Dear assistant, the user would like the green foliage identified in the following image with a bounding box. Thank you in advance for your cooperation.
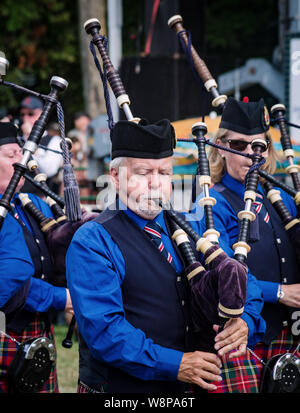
[0,0,84,129]
[122,0,145,56]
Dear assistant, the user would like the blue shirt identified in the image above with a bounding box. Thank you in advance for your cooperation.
[194,173,297,305]
[66,200,266,382]
[0,193,66,312]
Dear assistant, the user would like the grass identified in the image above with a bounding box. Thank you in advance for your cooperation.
[53,324,79,393]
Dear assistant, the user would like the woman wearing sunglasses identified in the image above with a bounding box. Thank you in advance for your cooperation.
[199,97,300,393]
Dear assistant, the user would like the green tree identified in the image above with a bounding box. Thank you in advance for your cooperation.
[0,0,83,129]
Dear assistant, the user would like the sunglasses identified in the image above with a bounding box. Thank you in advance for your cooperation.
[20,111,35,117]
[223,138,270,152]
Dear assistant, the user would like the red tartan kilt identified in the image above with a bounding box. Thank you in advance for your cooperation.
[0,313,59,393]
[209,327,299,393]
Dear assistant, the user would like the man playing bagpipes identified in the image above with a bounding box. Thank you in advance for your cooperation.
[66,117,266,393]
[0,121,73,393]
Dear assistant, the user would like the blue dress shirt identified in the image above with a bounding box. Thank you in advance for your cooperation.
[193,173,297,305]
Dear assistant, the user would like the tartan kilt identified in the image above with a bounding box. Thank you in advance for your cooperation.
[208,327,299,393]
[0,313,59,393]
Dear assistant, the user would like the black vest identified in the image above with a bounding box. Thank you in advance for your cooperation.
[6,200,54,333]
[78,208,196,393]
[214,183,300,344]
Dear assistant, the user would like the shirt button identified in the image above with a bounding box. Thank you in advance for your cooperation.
[186,326,189,332]
[283,278,287,283]
[177,276,181,282]
[281,258,286,263]
[41,256,45,261]
[283,321,288,327]
[277,238,281,244]
[36,239,40,244]
[41,274,45,280]
[181,300,185,306]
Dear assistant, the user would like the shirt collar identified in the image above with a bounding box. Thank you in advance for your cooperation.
[119,199,167,233]
[221,172,264,198]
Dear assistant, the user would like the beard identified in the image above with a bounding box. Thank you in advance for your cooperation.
[134,191,165,219]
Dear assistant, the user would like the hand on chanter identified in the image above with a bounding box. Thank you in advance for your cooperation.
[213,317,248,358]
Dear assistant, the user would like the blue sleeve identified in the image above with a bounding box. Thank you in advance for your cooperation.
[0,214,34,308]
[24,277,66,312]
[187,211,266,347]
[66,221,183,381]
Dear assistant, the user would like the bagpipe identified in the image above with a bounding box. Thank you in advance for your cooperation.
[0,56,94,278]
[23,138,71,210]
[84,18,248,343]
[0,71,66,391]
[17,192,96,288]
[168,13,300,393]
[168,15,227,112]
[16,190,96,351]
[16,170,97,351]
[0,54,80,220]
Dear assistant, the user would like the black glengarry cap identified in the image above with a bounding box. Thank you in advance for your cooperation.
[219,97,270,135]
[110,118,176,160]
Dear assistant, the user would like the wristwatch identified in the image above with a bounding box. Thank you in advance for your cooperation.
[277,284,285,302]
